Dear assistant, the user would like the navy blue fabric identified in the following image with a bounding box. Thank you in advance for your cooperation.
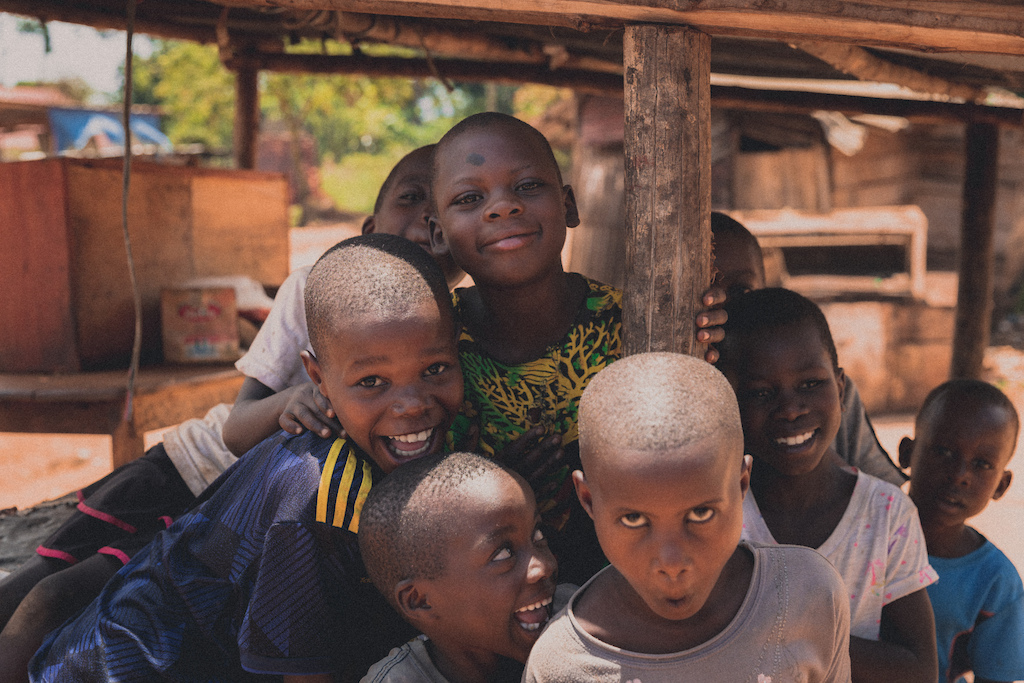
[30,430,414,682]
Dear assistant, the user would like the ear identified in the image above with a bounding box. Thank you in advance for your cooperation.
[395,579,435,627]
[301,350,329,400]
[572,470,595,519]
[562,185,580,228]
[897,436,915,470]
[739,454,752,499]
[428,216,450,257]
[834,366,847,410]
[361,215,377,235]
[993,470,1013,501]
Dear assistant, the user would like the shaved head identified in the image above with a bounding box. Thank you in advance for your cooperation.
[579,352,743,469]
[359,452,512,607]
[304,233,452,364]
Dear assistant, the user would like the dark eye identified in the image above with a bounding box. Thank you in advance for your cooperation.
[424,362,449,377]
[687,507,715,523]
[801,379,825,390]
[397,190,425,203]
[748,387,774,401]
[619,513,648,529]
[972,459,994,471]
[452,192,480,206]
[358,376,384,388]
[492,546,512,562]
[518,180,542,192]
[934,447,955,460]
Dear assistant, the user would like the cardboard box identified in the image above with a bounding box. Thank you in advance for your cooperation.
[161,287,240,363]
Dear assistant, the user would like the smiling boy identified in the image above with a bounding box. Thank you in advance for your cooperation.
[29,234,463,683]
[359,452,560,683]
[899,380,1024,683]
[523,352,851,682]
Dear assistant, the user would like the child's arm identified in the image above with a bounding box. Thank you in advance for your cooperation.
[222,376,340,456]
[849,588,937,683]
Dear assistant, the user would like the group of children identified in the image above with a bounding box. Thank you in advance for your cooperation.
[0,111,1021,683]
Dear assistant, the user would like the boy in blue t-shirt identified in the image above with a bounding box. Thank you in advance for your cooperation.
[899,379,1024,683]
[29,233,464,682]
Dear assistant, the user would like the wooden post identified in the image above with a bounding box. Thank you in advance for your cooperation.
[622,24,712,358]
[234,58,259,170]
[951,122,999,379]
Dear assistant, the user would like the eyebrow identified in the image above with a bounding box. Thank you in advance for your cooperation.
[348,346,451,370]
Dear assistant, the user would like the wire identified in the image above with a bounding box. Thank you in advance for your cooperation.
[121,0,142,426]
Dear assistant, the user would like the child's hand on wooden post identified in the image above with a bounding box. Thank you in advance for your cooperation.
[697,285,728,363]
[278,381,344,439]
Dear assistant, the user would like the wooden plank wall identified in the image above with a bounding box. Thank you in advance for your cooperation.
[0,160,79,372]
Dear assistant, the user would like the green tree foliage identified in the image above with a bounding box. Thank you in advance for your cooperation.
[128,40,234,150]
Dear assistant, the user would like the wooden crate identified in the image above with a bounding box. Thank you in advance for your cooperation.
[0,158,288,372]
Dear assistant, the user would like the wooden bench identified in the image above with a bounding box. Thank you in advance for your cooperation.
[0,365,244,469]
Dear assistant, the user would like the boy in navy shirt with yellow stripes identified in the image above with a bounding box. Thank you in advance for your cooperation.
[30,233,463,683]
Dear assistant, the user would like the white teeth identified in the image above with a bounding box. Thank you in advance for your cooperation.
[515,596,553,613]
[520,622,541,631]
[776,431,814,447]
[390,428,433,443]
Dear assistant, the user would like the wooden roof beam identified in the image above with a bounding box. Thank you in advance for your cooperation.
[229,50,1024,126]
[217,0,1024,56]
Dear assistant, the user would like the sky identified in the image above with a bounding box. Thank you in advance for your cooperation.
[0,13,152,100]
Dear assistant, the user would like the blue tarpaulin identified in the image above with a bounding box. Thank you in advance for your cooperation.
[47,107,173,153]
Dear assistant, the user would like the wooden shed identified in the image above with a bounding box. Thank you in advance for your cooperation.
[3,0,1024,460]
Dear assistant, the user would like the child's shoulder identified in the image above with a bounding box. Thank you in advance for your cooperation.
[747,541,846,595]
[932,536,1022,586]
[361,636,449,683]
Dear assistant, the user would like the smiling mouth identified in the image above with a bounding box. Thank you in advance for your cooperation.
[514,595,553,632]
[486,230,538,251]
[776,430,816,447]
[383,427,435,459]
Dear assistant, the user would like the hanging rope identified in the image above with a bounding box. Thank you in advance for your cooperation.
[121,0,142,424]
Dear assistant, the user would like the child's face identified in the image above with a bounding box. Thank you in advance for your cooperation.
[363,148,464,286]
[429,125,579,288]
[726,320,845,477]
[575,439,750,622]
[422,470,557,663]
[302,301,462,473]
[901,398,1015,529]
[712,232,765,299]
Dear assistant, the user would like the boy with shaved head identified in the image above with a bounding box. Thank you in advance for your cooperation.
[30,234,463,683]
[523,352,852,683]
[359,452,561,683]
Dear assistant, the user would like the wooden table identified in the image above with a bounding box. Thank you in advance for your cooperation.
[0,365,244,468]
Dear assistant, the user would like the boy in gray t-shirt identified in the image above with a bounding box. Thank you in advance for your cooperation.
[523,353,852,683]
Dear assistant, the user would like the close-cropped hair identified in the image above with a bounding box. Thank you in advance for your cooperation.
[917,378,1020,441]
[717,287,839,372]
[431,112,563,198]
[711,211,763,259]
[359,452,510,608]
[579,352,742,463]
[304,232,453,363]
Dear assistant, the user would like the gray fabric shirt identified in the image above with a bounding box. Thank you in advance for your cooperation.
[523,543,852,683]
[834,376,906,486]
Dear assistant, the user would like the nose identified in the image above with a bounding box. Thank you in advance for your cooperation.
[775,388,808,422]
[527,544,557,583]
[391,386,429,417]
[485,189,523,220]
[654,533,691,579]
[951,457,971,486]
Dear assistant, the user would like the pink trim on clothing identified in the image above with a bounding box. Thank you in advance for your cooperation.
[36,546,78,565]
[97,547,132,566]
[76,501,137,533]
[159,515,173,529]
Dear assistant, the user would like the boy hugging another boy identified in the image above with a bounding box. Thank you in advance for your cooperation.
[359,452,564,683]
[29,234,463,682]
[899,380,1024,683]
[524,352,852,682]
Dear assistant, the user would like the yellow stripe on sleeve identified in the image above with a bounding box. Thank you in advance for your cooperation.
[315,438,345,524]
[332,452,359,528]
[347,460,374,533]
